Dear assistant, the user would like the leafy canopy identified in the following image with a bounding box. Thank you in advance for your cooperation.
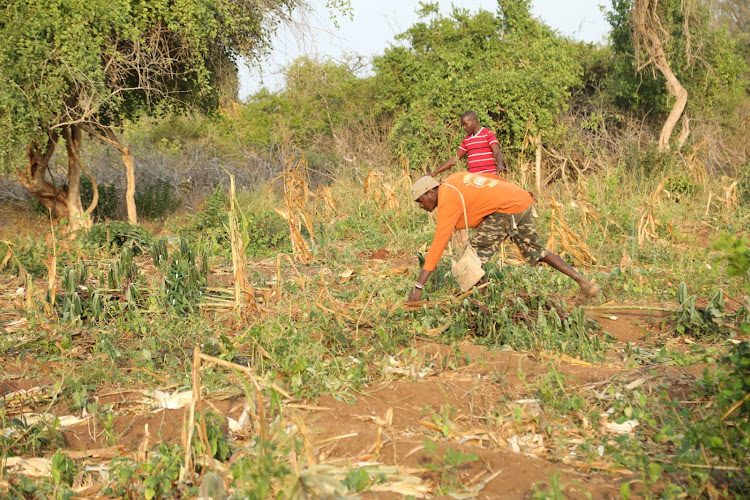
[372,0,583,169]
[0,0,302,170]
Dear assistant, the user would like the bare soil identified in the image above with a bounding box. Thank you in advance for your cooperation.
[1,253,743,498]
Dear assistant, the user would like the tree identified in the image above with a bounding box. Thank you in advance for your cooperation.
[604,0,748,152]
[0,0,304,230]
[632,0,690,151]
[372,0,582,174]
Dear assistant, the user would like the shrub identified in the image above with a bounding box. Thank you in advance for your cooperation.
[82,221,153,255]
[135,178,182,220]
[81,175,118,220]
[246,210,290,257]
[179,186,228,244]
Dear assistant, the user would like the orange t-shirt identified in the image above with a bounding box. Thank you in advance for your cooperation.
[423,172,534,271]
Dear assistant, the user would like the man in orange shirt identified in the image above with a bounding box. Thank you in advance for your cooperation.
[406,172,599,302]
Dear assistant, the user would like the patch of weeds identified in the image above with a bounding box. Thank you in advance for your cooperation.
[245,210,290,257]
[178,185,228,247]
[421,439,478,494]
[536,366,585,414]
[50,451,78,486]
[530,471,592,499]
[0,410,64,458]
[679,341,750,494]
[82,221,153,255]
[418,266,610,361]
[193,411,231,461]
[672,283,729,340]
[423,405,456,438]
[230,438,294,499]
[105,443,186,499]
[9,236,48,278]
[135,178,182,220]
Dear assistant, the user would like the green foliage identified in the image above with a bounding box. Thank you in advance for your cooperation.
[9,237,48,278]
[179,186,229,248]
[672,283,728,339]
[530,471,592,500]
[225,56,379,162]
[230,439,293,499]
[0,0,305,172]
[604,0,749,115]
[160,239,208,314]
[82,221,153,255]
[50,452,78,486]
[245,210,291,257]
[192,411,231,461]
[373,1,582,167]
[343,467,372,492]
[680,342,750,493]
[713,233,750,291]
[422,439,478,493]
[135,179,182,221]
[0,412,64,458]
[105,443,184,499]
[414,265,609,361]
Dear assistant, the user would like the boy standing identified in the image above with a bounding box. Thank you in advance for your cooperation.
[430,111,505,176]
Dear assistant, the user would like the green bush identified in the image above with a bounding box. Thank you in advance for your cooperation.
[246,210,290,257]
[135,178,182,220]
[82,221,153,255]
[81,175,118,220]
[179,186,228,244]
[681,342,750,493]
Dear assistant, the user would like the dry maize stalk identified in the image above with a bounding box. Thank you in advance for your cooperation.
[227,174,257,311]
[274,158,315,263]
[546,199,597,265]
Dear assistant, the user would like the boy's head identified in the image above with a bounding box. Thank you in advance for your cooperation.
[460,111,479,135]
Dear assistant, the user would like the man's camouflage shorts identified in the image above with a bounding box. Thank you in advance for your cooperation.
[470,206,547,265]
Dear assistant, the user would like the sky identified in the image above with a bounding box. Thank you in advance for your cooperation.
[238,0,612,99]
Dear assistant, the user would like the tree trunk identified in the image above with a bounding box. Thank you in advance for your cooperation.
[633,0,689,152]
[61,125,92,231]
[121,145,137,225]
[656,63,688,152]
[80,124,138,224]
[18,132,68,219]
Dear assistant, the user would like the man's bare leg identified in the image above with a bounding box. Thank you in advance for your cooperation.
[539,252,600,297]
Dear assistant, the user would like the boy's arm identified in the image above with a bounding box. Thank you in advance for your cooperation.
[430,149,467,176]
[490,143,505,173]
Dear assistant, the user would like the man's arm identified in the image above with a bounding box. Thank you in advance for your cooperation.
[490,143,505,173]
[430,149,466,177]
[407,269,433,302]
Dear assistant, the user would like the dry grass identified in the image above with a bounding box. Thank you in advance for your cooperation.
[274,158,315,263]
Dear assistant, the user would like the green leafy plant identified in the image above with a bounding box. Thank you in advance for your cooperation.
[672,283,727,339]
[135,178,182,220]
[159,238,208,313]
[192,411,231,461]
[82,221,153,255]
[0,410,64,461]
[422,439,478,494]
[50,452,78,486]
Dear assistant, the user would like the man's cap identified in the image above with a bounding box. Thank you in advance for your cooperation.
[411,176,440,201]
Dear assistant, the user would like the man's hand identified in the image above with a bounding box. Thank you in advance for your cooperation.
[406,287,423,302]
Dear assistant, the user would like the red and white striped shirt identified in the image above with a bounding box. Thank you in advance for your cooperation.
[458,127,499,174]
